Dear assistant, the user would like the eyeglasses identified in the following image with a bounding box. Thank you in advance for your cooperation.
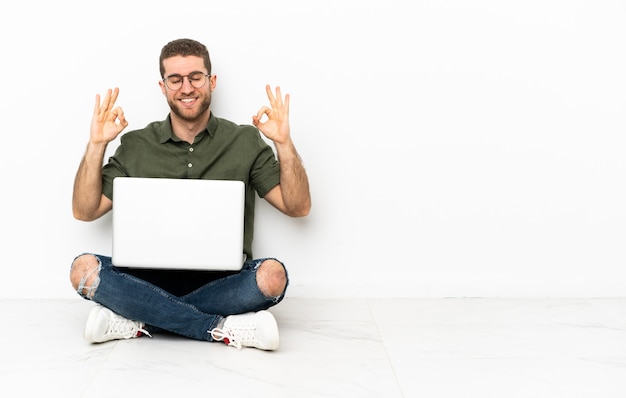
[163,72,210,91]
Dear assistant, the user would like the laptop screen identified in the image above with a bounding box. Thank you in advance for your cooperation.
[111,177,245,271]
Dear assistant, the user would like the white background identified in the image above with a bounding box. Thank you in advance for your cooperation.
[1,0,624,299]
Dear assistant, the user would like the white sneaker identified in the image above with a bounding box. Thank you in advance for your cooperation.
[84,305,151,343]
[210,310,279,350]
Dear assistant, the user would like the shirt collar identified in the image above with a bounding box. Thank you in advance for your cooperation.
[157,112,217,144]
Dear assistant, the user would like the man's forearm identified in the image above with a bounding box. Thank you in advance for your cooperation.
[72,142,107,220]
[275,139,311,217]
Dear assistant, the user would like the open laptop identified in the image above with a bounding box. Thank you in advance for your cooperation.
[112,177,246,271]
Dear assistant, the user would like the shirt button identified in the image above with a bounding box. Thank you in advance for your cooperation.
[188,163,193,168]
[189,147,194,152]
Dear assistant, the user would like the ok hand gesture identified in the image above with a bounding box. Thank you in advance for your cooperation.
[90,87,128,145]
[252,85,291,145]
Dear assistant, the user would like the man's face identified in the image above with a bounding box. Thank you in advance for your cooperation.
[160,55,215,122]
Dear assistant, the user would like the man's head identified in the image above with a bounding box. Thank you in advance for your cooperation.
[159,38,212,78]
[159,38,216,124]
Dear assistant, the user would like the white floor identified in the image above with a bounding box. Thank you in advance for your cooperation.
[2,297,625,397]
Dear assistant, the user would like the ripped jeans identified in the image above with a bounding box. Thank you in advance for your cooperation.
[71,254,288,341]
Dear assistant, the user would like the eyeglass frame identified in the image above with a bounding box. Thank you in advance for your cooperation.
[162,71,211,91]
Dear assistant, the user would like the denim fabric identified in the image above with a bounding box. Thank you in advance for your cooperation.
[73,254,288,341]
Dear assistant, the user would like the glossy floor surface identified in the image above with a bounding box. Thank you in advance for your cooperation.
[2,297,625,397]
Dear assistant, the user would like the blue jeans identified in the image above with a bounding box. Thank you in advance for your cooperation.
[72,254,288,341]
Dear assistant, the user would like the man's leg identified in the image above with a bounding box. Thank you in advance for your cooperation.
[179,258,289,316]
[70,254,285,350]
[70,254,220,341]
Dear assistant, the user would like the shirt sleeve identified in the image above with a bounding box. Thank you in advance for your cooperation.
[101,141,131,200]
[250,133,280,198]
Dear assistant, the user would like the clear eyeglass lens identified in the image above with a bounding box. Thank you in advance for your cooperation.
[165,72,207,90]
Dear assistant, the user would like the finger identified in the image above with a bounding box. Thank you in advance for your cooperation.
[274,86,283,109]
[102,87,120,108]
[283,93,290,116]
[265,84,275,103]
[112,106,126,121]
[255,106,272,120]
[266,84,283,112]
[106,88,120,115]
[116,109,129,129]
[93,93,102,116]
[110,87,120,108]
[98,89,114,120]
[268,85,283,112]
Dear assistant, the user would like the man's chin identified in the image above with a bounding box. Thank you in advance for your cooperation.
[172,107,201,122]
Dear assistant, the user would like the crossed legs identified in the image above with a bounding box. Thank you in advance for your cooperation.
[69,253,288,344]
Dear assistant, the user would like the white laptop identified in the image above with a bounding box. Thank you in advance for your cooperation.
[112,177,246,271]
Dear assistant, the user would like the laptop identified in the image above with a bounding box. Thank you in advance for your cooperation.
[112,177,246,271]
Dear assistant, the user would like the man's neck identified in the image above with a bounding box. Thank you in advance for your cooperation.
[170,112,211,144]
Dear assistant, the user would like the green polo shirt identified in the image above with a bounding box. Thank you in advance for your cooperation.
[101,112,280,261]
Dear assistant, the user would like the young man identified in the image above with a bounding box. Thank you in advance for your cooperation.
[70,38,311,350]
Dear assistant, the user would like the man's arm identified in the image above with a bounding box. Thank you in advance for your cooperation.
[72,142,113,221]
[253,85,311,217]
[72,88,128,221]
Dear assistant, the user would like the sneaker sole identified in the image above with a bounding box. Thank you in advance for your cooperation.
[83,306,107,343]
[255,310,280,350]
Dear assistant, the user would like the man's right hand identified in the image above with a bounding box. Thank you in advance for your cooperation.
[90,88,128,144]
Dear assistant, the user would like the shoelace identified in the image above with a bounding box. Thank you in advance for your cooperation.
[106,313,152,339]
[210,324,257,350]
